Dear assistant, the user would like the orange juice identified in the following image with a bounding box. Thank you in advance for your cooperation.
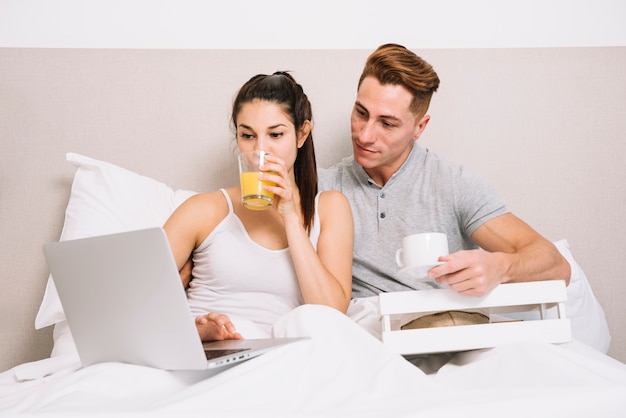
[240,171,276,210]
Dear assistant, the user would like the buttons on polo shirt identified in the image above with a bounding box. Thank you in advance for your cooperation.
[380,212,386,219]
[380,192,385,198]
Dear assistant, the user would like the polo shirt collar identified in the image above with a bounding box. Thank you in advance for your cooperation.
[355,142,424,188]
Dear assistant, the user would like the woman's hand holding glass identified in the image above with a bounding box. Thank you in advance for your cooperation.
[258,154,298,220]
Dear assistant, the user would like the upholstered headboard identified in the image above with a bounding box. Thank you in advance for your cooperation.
[1,47,624,371]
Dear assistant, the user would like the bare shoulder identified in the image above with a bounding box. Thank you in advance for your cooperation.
[164,190,231,262]
[170,190,230,228]
[318,190,352,221]
[318,189,350,206]
[180,190,227,210]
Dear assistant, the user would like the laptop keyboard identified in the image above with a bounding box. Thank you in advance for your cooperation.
[204,348,250,361]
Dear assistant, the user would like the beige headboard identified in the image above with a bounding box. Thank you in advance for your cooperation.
[1,47,624,371]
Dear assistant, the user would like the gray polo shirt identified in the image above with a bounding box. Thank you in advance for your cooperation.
[319,143,508,297]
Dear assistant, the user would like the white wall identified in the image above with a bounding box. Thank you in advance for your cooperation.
[1,0,625,49]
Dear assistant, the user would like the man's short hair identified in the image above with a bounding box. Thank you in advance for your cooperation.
[358,43,440,116]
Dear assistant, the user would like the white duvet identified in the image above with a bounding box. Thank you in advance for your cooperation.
[2,305,626,418]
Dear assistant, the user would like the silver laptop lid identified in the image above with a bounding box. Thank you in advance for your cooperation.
[44,228,210,369]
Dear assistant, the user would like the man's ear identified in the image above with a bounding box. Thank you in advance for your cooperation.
[297,120,312,148]
[412,114,430,141]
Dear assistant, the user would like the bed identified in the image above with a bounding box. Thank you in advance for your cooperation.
[2,322,626,417]
[2,48,626,416]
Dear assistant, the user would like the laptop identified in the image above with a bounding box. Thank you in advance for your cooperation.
[43,227,305,370]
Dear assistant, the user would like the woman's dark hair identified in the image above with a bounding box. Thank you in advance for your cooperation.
[231,71,317,233]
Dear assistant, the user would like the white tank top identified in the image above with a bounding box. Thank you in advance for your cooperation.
[187,189,320,334]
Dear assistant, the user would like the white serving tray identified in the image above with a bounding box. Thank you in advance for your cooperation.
[379,280,571,355]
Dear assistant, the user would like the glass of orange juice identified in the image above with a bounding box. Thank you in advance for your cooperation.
[238,150,276,210]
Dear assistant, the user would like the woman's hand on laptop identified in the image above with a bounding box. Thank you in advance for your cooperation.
[195,312,244,341]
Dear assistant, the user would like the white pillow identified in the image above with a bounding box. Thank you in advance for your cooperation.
[554,239,611,353]
[484,239,611,353]
[36,153,196,356]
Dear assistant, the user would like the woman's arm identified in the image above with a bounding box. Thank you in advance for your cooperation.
[283,190,354,313]
[259,153,353,313]
[163,191,238,341]
[163,191,228,287]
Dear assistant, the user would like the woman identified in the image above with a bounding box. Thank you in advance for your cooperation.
[164,72,353,341]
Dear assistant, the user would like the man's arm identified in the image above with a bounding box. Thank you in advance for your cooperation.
[429,213,571,296]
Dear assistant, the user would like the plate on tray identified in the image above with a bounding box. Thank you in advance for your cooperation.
[398,262,444,281]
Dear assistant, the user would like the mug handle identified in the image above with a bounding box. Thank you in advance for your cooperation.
[395,248,404,268]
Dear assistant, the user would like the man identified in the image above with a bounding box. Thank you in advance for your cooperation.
[319,43,571,300]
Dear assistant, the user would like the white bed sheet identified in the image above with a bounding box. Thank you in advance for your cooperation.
[2,305,626,418]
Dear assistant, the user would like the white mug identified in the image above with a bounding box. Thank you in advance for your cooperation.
[395,233,449,268]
